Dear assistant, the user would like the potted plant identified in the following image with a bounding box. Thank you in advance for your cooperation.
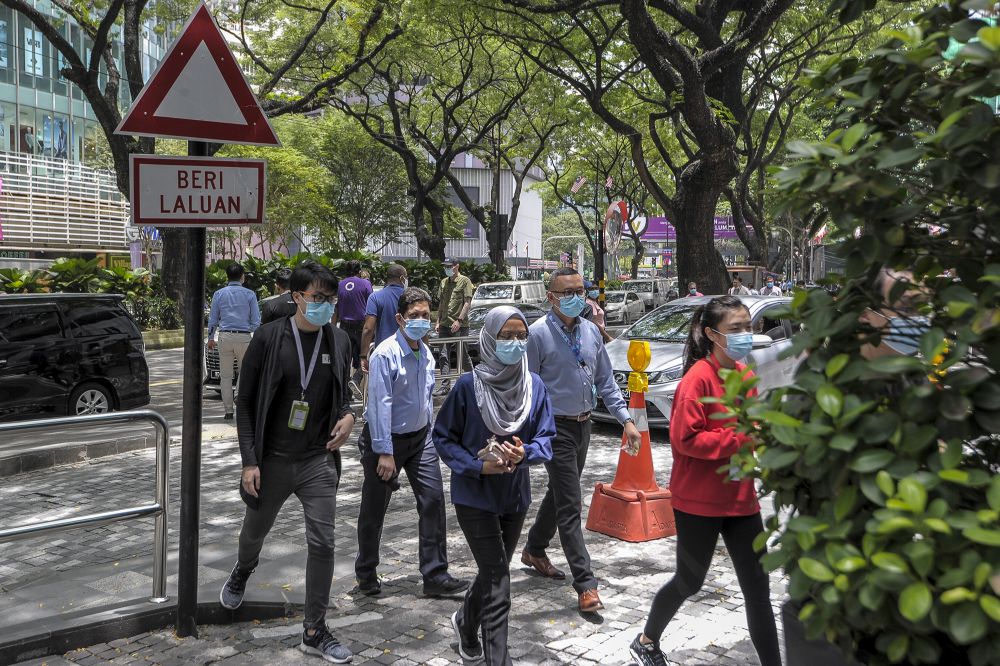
[713,3,1000,665]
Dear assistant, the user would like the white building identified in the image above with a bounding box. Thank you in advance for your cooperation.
[374,153,544,275]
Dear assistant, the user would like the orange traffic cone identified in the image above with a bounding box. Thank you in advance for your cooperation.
[586,342,676,542]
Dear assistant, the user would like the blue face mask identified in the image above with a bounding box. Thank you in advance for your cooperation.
[689,288,697,295]
[587,290,599,299]
[402,318,432,341]
[444,266,454,278]
[495,339,528,365]
[558,294,586,318]
[713,329,753,361]
[303,301,334,326]
[883,316,929,356]
[767,282,774,289]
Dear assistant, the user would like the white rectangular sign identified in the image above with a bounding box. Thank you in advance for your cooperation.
[129,154,266,227]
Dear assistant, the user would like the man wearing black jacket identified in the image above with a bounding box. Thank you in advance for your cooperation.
[218,261,356,664]
[259,268,297,324]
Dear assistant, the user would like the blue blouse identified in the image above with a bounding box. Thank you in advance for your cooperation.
[432,372,555,514]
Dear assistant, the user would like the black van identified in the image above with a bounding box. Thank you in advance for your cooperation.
[0,294,150,422]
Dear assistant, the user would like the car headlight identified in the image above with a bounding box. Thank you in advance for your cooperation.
[647,366,683,384]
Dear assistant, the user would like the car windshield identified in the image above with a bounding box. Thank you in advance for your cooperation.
[624,304,697,342]
[475,284,513,300]
[604,292,626,303]
[467,307,492,325]
[625,281,652,292]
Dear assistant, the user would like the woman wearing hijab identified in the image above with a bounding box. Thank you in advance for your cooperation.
[432,306,555,665]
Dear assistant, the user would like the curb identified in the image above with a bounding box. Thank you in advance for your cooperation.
[141,329,186,350]
[0,434,157,478]
[0,599,296,665]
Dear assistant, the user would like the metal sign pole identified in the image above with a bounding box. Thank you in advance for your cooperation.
[176,139,208,638]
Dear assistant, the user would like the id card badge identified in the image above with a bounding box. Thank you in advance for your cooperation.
[288,400,310,430]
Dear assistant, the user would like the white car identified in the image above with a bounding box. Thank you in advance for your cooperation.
[602,290,645,325]
[592,296,801,428]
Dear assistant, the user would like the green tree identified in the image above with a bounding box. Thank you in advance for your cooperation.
[281,112,410,253]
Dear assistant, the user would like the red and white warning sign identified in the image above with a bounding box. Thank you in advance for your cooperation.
[115,2,280,146]
[130,155,266,227]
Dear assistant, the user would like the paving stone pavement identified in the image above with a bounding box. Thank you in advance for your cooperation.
[3,418,788,665]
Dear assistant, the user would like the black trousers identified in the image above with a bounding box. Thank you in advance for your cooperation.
[643,509,782,666]
[436,325,470,374]
[340,319,364,372]
[455,504,526,666]
[524,418,597,593]
[355,423,449,584]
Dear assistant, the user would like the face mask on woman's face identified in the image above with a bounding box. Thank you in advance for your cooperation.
[402,318,432,341]
[587,290,599,300]
[712,328,753,361]
[882,315,930,356]
[495,339,528,365]
[689,288,697,295]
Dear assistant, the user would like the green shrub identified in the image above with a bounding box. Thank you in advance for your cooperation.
[716,5,1000,665]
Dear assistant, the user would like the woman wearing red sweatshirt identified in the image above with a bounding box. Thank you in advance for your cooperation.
[629,295,782,666]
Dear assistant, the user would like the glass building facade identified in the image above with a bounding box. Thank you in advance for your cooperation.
[0,2,169,166]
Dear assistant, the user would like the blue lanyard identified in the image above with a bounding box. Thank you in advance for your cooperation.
[548,313,585,367]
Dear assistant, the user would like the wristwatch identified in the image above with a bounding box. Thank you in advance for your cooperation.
[623,417,635,426]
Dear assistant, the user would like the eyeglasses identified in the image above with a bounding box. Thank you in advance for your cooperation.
[497,332,529,341]
[300,291,337,304]
[549,288,586,298]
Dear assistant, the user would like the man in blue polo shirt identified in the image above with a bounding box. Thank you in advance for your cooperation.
[360,263,407,373]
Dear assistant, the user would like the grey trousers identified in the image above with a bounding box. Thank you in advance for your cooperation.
[237,452,339,628]
[524,418,597,594]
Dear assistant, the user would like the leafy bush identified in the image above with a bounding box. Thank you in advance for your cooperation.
[716,5,1000,665]
[0,267,50,293]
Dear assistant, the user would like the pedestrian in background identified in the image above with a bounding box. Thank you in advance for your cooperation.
[334,260,372,388]
[219,261,356,664]
[629,295,780,666]
[435,257,474,395]
[207,263,261,421]
[520,268,641,613]
[686,282,703,297]
[260,268,297,324]
[360,263,408,371]
[432,305,555,665]
[760,277,783,297]
[356,287,469,599]
[584,280,612,343]
[727,276,750,296]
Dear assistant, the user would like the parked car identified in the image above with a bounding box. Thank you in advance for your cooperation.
[452,302,548,365]
[0,294,150,421]
[470,281,546,309]
[592,296,800,428]
[622,278,672,310]
[601,290,645,325]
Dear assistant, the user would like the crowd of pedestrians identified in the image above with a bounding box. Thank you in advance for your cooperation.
[207,260,806,665]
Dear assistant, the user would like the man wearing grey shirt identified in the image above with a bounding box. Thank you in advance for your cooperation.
[521,268,642,613]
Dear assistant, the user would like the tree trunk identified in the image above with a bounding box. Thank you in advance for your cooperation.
[160,229,190,323]
[672,159,733,293]
[632,241,642,279]
[413,194,446,261]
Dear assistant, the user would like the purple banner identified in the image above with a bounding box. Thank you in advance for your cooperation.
[634,216,738,241]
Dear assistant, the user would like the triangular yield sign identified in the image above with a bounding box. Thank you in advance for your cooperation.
[115,1,280,146]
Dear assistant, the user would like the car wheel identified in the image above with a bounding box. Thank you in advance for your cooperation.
[70,382,113,416]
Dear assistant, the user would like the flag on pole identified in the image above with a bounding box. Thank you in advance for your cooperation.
[570,175,587,193]
[605,175,614,189]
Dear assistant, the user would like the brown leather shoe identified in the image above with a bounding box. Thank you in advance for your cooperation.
[520,549,566,580]
[578,589,604,613]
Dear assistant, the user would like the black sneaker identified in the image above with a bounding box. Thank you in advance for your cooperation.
[219,563,254,610]
[223,413,234,421]
[423,574,470,597]
[629,634,670,666]
[356,577,381,596]
[300,624,353,663]
[451,610,484,662]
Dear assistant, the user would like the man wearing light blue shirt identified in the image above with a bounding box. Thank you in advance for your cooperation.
[521,268,642,614]
[207,263,261,420]
[355,287,468,599]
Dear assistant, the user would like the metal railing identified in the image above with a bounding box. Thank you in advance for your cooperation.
[0,409,170,604]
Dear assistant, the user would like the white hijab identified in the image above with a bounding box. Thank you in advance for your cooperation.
[473,306,533,436]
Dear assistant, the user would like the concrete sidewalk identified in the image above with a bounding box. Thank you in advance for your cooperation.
[2,421,786,665]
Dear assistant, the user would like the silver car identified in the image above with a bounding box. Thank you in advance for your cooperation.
[592,296,800,428]
[602,290,645,325]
